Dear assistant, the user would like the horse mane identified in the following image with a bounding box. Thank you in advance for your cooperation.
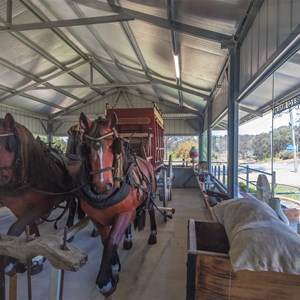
[15,122,72,192]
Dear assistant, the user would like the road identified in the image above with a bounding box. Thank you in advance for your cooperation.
[241,160,300,188]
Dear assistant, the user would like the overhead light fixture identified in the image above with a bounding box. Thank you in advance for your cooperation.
[173,54,180,79]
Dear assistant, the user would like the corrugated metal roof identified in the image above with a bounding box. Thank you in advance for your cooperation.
[0,0,254,121]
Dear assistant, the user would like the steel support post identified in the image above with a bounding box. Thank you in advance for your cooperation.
[207,101,212,172]
[227,47,240,199]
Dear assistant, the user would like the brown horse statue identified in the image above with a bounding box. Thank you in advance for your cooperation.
[0,113,82,273]
[77,112,158,297]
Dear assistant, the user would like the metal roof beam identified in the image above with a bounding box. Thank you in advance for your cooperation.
[30,78,208,100]
[73,0,232,43]
[91,58,209,99]
[237,26,300,102]
[90,53,210,96]
[239,105,263,117]
[234,0,265,47]
[127,89,202,115]
[6,0,12,24]
[120,22,163,101]
[32,81,151,90]
[65,1,147,98]
[0,14,134,32]
[289,53,300,65]
[0,59,89,104]
[126,89,202,116]
[10,31,108,101]
[50,88,117,119]
[0,84,65,109]
[151,78,208,100]
[20,0,114,84]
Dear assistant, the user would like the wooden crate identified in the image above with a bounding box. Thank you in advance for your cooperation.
[187,219,300,300]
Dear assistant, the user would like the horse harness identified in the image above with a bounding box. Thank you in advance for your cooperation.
[79,123,154,210]
[0,131,20,171]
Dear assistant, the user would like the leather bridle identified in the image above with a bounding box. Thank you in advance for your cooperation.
[0,131,20,171]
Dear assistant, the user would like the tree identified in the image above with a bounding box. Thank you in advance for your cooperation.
[34,135,68,153]
[174,140,198,159]
[252,133,271,160]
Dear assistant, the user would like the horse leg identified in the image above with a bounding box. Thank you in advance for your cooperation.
[92,223,121,283]
[77,199,86,221]
[96,212,134,297]
[123,224,133,250]
[65,197,77,242]
[148,202,157,245]
[66,197,76,229]
[5,208,47,275]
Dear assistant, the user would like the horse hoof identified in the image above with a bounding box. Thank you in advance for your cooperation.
[5,263,17,277]
[98,277,118,297]
[15,262,27,274]
[67,235,74,243]
[14,256,45,276]
[123,240,133,250]
[91,228,99,237]
[148,233,157,245]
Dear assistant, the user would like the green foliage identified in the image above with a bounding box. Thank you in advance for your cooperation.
[275,184,300,201]
[238,181,256,194]
[174,140,198,159]
[53,137,68,153]
[278,151,293,160]
[34,135,68,153]
[165,136,198,160]
[238,123,300,162]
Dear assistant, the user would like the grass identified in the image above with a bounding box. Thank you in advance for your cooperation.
[275,184,300,202]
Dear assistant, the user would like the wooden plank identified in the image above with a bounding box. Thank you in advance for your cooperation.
[9,275,17,300]
[196,177,217,221]
[119,133,153,138]
[0,235,87,272]
[188,220,300,300]
[188,219,197,254]
[195,254,300,300]
[117,117,151,125]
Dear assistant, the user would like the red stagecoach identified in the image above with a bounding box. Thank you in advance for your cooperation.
[106,105,174,221]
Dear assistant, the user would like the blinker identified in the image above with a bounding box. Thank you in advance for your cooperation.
[6,135,18,152]
[0,134,18,153]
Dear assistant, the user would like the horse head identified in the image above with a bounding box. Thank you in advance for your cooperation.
[0,114,19,186]
[79,112,121,199]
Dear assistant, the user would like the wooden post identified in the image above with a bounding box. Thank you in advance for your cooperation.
[49,268,63,300]
[0,234,88,300]
[0,235,87,271]
[9,275,17,300]
[0,255,5,300]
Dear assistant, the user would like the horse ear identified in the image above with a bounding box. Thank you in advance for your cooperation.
[79,112,92,131]
[107,112,118,129]
[4,113,15,130]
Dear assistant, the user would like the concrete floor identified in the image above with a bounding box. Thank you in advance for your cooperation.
[1,188,211,300]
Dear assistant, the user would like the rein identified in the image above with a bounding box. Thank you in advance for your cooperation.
[0,132,15,137]
[83,128,118,142]
[90,167,115,175]
[81,127,118,177]
[29,183,87,196]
